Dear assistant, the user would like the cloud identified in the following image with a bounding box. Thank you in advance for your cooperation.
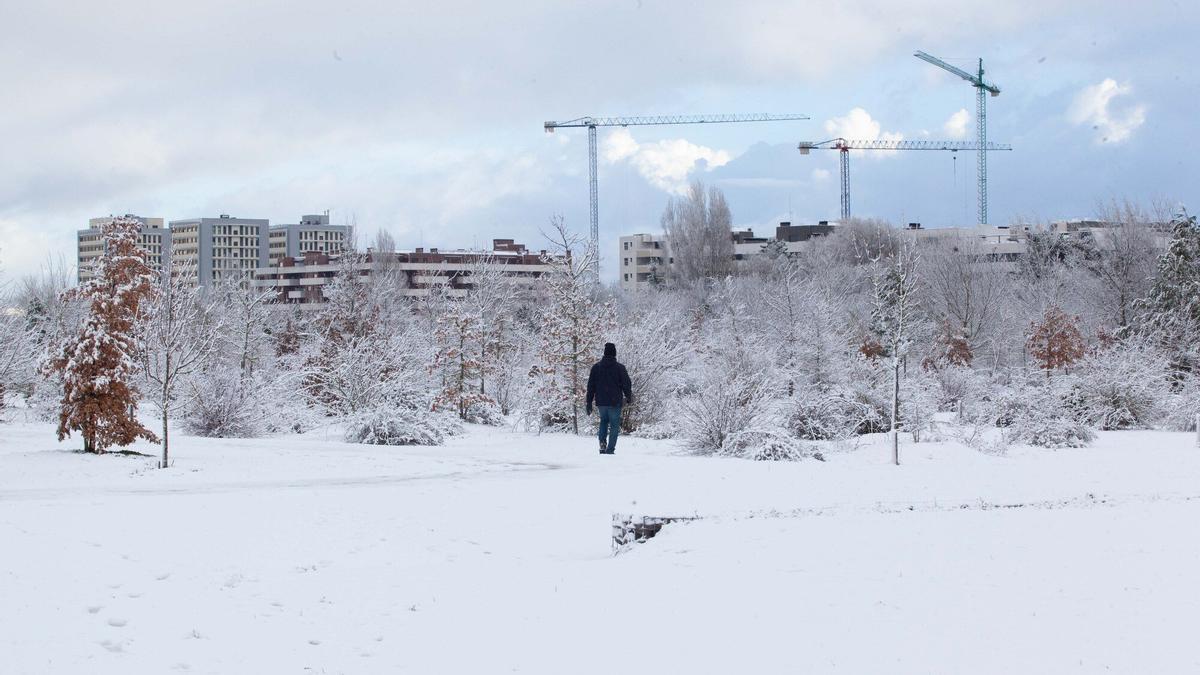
[1068,79,1147,144]
[822,108,904,158]
[811,168,831,182]
[942,108,970,139]
[601,129,732,195]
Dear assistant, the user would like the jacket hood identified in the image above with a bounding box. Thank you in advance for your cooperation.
[603,342,617,358]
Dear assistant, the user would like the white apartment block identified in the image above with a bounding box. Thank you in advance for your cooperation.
[618,233,670,292]
[268,214,351,265]
[77,215,169,283]
[169,215,270,286]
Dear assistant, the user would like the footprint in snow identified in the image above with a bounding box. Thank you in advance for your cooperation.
[98,639,124,653]
[308,639,321,646]
[107,617,128,628]
[86,605,103,614]
[156,573,170,581]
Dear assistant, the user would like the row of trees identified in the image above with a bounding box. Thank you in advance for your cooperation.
[1,193,1196,464]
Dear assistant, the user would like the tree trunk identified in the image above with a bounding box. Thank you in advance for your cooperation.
[161,402,169,469]
[571,334,580,435]
[891,359,900,466]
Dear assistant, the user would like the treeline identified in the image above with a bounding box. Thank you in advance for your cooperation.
[0,197,1197,465]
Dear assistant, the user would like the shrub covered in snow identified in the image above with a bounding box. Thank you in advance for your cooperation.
[677,362,776,456]
[995,375,1095,448]
[1070,339,1169,430]
[786,383,888,441]
[725,428,820,462]
[1162,374,1200,432]
[462,399,504,426]
[344,406,462,446]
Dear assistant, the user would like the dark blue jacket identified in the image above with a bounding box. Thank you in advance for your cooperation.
[586,356,632,408]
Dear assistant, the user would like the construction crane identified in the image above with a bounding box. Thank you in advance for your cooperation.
[913,51,1002,225]
[543,113,809,276]
[797,138,1012,221]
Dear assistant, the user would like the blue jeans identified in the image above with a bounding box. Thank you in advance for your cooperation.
[597,406,622,453]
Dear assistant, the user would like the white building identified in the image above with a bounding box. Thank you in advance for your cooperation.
[618,233,670,293]
[268,214,351,265]
[77,215,169,283]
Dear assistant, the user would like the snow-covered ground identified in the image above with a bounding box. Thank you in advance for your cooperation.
[2,421,1199,674]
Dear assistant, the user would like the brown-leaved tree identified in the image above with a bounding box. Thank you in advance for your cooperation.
[45,217,158,453]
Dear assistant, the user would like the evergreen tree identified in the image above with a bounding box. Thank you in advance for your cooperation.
[1139,207,1200,370]
[44,217,157,453]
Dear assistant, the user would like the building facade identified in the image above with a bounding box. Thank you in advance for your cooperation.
[618,233,670,292]
[168,215,271,286]
[268,214,352,265]
[77,215,169,283]
[253,239,552,307]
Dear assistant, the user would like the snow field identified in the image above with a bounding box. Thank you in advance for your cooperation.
[2,422,1199,673]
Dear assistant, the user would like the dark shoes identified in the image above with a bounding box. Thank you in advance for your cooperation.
[598,441,615,455]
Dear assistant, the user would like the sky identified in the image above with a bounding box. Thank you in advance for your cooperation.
[2,0,1196,282]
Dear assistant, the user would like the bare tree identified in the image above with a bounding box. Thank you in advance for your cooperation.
[140,262,220,467]
[1083,199,1162,333]
[920,236,1006,359]
[661,181,734,284]
[870,244,921,465]
[532,216,613,434]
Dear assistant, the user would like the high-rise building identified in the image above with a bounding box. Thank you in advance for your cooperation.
[77,215,169,283]
[168,215,270,286]
[268,214,351,266]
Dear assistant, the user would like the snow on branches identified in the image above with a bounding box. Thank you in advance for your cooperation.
[530,217,614,434]
[44,217,158,453]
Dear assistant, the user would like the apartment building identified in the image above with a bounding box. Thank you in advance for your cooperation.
[618,233,670,292]
[77,215,169,283]
[252,238,552,307]
[268,214,352,265]
[168,215,270,286]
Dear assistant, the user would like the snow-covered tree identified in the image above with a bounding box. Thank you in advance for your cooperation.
[920,236,1005,360]
[16,257,80,420]
[43,217,157,453]
[1139,206,1200,371]
[0,288,37,416]
[1082,200,1161,334]
[1071,335,1169,430]
[531,217,614,434]
[139,263,219,467]
[609,289,690,434]
[429,256,523,424]
[429,289,494,422]
[869,244,920,464]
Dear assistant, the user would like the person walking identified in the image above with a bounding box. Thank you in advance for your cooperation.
[586,342,632,455]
